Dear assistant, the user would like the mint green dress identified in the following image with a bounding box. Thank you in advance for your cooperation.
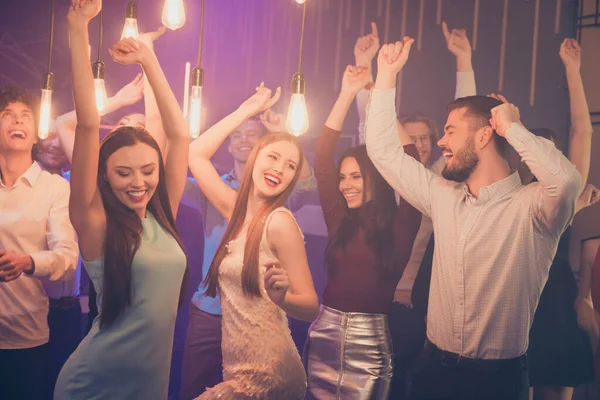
[54,213,186,400]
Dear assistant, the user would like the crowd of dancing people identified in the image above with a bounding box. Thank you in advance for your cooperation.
[1,0,600,399]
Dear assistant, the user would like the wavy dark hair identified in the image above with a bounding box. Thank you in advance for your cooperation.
[97,126,188,329]
[325,145,398,276]
[204,132,304,298]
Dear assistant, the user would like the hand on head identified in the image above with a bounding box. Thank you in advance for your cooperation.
[488,93,521,137]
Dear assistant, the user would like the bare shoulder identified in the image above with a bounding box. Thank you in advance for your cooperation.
[266,208,304,248]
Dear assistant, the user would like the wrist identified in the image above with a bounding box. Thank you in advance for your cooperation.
[565,65,581,77]
[68,18,90,32]
[24,256,35,275]
[456,55,473,73]
[374,72,398,89]
[339,88,359,101]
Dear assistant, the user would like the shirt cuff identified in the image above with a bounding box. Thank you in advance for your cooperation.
[29,251,53,278]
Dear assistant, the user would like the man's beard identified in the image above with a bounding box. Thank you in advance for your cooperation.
[441,138,479,183]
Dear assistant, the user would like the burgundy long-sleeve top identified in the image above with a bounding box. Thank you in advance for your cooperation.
[316,126,421,314]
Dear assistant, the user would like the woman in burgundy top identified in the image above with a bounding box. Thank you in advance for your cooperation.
[303,65,420,400]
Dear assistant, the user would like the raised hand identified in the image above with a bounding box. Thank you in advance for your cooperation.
[67,0,102,26]
[263,260,289,306]
[138,26,167,51]
[111,73,144,107]
[109,38,153,66]
[260,109,286,133]
[354,22,380,68]
[237,83,281,119]
[559,38,581,71]
[341,65,371,95]
[442,22,472,58]
[376,37,415,85]
[488,93,521,137]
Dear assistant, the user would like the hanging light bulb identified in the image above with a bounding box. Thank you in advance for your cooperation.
[38,73,53,140]
[285,73,309,136]
[39,0,55,140]
[162,0,186,31]
[189,67,204,139]
[92,61,108,114]
[121,0,139,40]
[286,2,309,136]
[295,0,306,3]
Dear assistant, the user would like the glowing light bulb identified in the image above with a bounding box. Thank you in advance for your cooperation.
[121,18,139,40]
[92,61,108,114]
[38,88,53,141]
[295,0,306,3]
[189,86,202,138]
[162,0,186,31]
[285,73,309,136]
[188,67,204,138]
[94,79,108,114]
[286,94,309,136]
[121,1,139,40]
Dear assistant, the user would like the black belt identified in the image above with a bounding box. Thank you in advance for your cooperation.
[49,296,78,308]
[424,339,527,372]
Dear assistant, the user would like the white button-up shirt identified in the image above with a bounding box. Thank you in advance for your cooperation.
[366,88,581,359]
[0,162,79,349]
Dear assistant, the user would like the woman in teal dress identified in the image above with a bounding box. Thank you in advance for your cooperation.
[55,1,189,399]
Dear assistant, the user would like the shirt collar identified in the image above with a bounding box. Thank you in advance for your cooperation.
[463,171,522,202]
[0,161,42,188]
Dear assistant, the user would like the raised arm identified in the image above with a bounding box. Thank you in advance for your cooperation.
[318,65,371,234]
[442,21,477,99]
[189,84,281,220]
[67,0,106,248]
[560,39,593,190]
[137,27,168,156]
[490,96,582,234]
[264,210,318,321]
[56,74,144,162]
[110,37,189,216]
[366,39,437,217]
[354,22,379,145]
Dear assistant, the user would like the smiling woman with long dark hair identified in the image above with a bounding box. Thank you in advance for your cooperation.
[54,1,189,399]
[303,65,421,399]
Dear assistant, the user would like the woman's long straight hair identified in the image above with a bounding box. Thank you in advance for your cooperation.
[325,145,398,275]
[204,132,304,298]
[97,126,188,329]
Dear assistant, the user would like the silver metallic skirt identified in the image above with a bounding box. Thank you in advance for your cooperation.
[303,305,393,400]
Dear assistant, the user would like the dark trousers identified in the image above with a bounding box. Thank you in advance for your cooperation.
[389,303,427,399]
[179,305,223,400]
[408,340,529,400]
[0,343,49,400]
[47,299,83,398]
